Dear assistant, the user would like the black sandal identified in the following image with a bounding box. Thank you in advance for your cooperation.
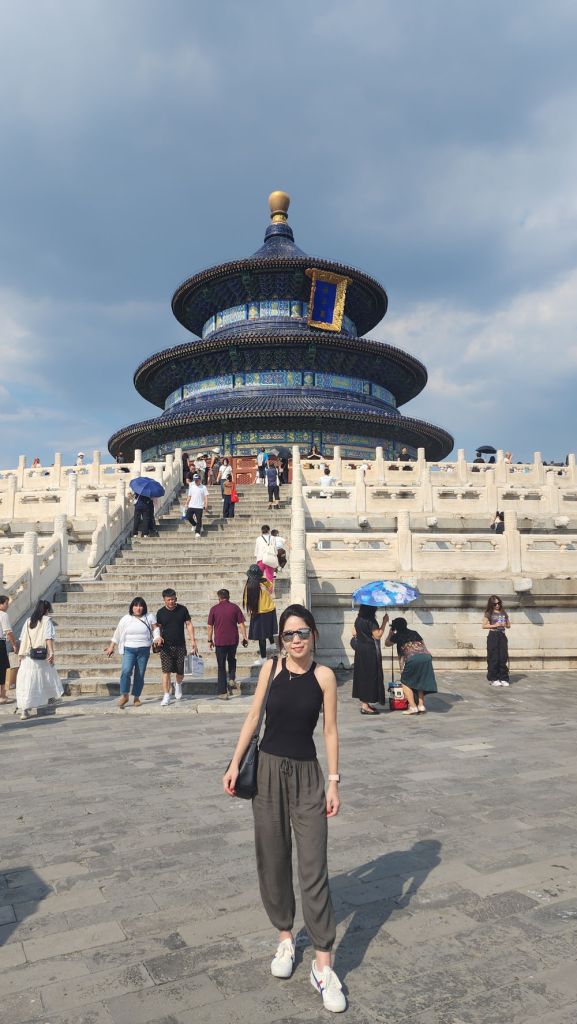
[360,706,379,715]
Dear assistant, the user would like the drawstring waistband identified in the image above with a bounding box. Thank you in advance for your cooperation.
[280,758,293,777]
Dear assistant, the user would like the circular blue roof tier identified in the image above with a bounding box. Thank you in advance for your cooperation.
[133,331,428,409]
[108,399,453,463]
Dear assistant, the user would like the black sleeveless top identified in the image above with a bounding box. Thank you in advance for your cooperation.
[260,660,323,761]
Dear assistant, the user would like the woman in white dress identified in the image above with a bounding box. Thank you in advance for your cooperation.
[17,600,64,721]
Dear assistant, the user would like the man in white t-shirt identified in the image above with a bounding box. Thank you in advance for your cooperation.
[0,595,18,703]
[187,474,209,538]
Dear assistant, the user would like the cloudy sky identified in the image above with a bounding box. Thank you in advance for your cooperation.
[1,0,576,466]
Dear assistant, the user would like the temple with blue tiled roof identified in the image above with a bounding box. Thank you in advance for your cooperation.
[108,192,453,461]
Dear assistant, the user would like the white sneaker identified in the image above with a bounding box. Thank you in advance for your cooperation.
[500,680,510,687]
[270,938,295,979]
[195,533,200,540]
[490,681,502,687]
[175,683,183,700]
[161,694,171,706]
[310,961,346,1013]
[252,656,266,667]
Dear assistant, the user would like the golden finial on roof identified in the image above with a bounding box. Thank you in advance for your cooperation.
[268,191,290,223]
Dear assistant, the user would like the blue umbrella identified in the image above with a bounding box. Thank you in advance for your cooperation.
[130,476,165,499]
[352,580,420,608]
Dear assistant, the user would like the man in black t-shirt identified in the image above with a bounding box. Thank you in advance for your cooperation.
[156,589,197,706]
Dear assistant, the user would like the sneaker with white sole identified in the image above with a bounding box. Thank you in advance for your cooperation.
[175,683,183,700]
[270,938,295,979]
[310,960,346,1013]
[490,681,502,687]
[161,694,171,706]
[500,680,510,686]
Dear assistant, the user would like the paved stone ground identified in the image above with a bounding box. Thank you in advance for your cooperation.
[2,670,577,1024]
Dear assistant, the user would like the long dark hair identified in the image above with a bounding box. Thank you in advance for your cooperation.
[30,599,53,629]
[243,578,262,616]
[129,596,148,615]
[277,604,318,650]
[484,595,507,619]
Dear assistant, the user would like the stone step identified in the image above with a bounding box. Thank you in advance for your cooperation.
[59,654,273,677]
[65,676,260,696]
[54,581,289,602]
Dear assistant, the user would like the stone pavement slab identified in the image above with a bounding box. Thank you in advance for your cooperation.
[1,670,577,1022]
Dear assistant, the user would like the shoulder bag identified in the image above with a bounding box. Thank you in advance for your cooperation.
[227,656,277,800]
[27,624,47,661]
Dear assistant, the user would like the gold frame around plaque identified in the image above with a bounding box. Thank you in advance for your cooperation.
[305,268,351,332]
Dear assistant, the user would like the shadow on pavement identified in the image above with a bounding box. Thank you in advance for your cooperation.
[0,867,52,946]
[295,839,442,983]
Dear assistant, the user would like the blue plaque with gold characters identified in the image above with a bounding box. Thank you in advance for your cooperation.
[306,268,351,332]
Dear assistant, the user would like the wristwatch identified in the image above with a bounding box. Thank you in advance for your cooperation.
[328,773,340,782]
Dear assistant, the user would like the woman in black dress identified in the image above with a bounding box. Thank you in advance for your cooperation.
[351,604,386,715]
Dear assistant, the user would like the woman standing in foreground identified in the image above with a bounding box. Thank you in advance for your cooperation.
[482,595,510,687]
[17,600,63,721]
[223,605,346,1014]
[385,615,438,715]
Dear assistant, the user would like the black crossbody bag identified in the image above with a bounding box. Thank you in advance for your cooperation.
[227,657,277,800]
[27,624,48,661]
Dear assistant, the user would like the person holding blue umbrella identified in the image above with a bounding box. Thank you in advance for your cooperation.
[130,477,165,538]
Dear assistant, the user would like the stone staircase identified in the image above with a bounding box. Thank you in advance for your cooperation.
[52,485,292,696]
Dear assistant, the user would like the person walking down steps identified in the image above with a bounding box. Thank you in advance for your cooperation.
[186,473,209,538]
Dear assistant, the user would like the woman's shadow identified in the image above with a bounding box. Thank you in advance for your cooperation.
[295,839,442,983]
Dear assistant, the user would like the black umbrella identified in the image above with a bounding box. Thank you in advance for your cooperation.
[476,445,497,455]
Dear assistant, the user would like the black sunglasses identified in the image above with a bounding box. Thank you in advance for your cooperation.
[281,628,312,643]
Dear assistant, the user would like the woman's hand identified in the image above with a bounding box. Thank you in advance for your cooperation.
[326,783,340,817]
[104,644,115,658]
[223,764,239,796]
[382,613,389,626]
[47,652,55,665]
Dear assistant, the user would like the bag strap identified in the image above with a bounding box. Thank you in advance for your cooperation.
[252,656,277,740]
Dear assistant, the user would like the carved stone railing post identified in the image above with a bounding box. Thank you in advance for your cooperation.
[53,452,62,487]
[7,476,17,518]
[485,468,497,515]
[17,455,26,488]
[90,449,101,485]
[505,509,521,573]
[290,445,308,606]
[174,447,183,482]
[456,448,467,483]
[133,449,142,477]
[115,479,126,528]
[421,461,433,512]
[355,467,366,512]
[332,445,342,481]
[397,511,412,570]
[533,452,544,485]
[23,532,39,604]
[67,473,78,516]
[100,496,111,551]
[375,446,384,484]
[545,470,560,513]
[53,514,68,576]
